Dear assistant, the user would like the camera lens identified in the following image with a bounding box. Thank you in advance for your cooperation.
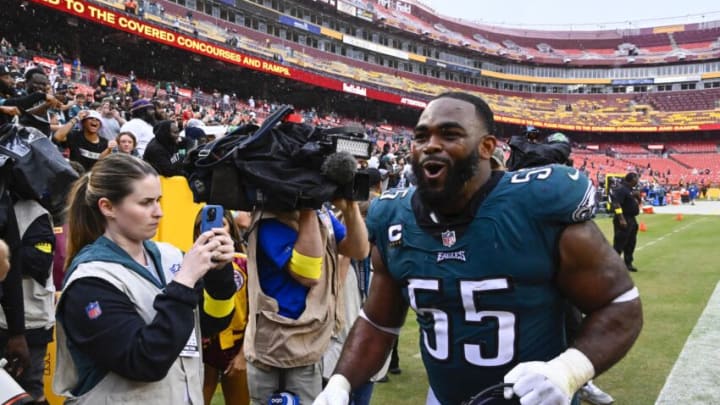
[207,208,216,221]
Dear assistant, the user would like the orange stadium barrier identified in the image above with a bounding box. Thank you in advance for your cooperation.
[671,191,681,205]
[43,177,202,403]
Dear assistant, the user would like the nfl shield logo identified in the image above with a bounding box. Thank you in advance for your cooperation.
[441,230,456,247]
[85,301,102,320]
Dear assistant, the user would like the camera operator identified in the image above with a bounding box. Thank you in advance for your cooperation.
[244,197,369,404]
[506,130,572,171]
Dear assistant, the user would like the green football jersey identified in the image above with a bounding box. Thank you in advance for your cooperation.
[366,165,596,404]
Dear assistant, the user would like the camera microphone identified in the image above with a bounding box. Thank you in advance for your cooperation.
[321,151,357,185]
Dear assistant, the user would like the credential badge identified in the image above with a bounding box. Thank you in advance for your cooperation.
[441,229,456,247]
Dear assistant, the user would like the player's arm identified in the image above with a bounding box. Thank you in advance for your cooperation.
[557,220,642,373]
[313,245,408,405]
[504,221,642,403]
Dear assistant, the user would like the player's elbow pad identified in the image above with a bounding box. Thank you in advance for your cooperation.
[289,249,322,280]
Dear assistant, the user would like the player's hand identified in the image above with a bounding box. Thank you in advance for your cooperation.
[504,349,594,405]
[313,374,350,405]
[618,219,628,229]
[503,362,568,404]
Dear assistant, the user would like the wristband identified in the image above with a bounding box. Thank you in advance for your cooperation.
[289,249,322,280]
[614,208,623,214]
[203,289,234,318]
[547,348,595,395]
[326,374,351,393]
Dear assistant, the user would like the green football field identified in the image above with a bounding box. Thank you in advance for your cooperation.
[213,212,720,405]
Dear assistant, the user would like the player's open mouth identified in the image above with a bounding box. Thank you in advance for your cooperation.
[422,161,447,179]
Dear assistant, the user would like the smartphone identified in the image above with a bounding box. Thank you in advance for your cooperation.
[200,205,224,233]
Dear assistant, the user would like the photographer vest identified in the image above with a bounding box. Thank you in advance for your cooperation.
[53,242,203,404]
[244,208,344,369]
[0,200,55,332]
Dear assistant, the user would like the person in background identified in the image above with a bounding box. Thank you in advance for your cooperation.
[114,131,140,157]
[53,154,237,403]
[97,98,126,142]
[194,209,250,405]
[53,110,114,172]
[611,172,641,272]
[120,99,156,157]
[0,198,56,404]
[143,120,184,177]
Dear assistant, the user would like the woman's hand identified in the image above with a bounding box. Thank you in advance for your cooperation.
[208,228,235,270]
[173,230,225,288]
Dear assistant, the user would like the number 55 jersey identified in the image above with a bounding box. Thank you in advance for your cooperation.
[366,165,597,404]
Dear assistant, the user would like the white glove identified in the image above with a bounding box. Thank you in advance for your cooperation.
[503,348,595,405]
[313,374,351,405]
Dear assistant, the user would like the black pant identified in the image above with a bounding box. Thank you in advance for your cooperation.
[389,338,400,370]
[613,216,638,266]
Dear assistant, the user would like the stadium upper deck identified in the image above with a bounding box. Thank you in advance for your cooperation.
[21,0,720,133]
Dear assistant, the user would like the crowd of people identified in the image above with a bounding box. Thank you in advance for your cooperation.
[0,31,647,405]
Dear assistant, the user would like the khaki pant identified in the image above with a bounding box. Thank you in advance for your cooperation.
[247,361,322,405]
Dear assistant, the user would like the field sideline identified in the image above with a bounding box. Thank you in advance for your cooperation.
[212,204,720,404]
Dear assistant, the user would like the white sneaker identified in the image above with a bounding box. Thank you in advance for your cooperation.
[579,381,614,405]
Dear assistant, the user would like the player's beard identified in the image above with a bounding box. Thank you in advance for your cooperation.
[413,149,480,209]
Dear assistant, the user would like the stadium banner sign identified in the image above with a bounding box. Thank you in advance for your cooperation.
[31,0,294,78]
[342,36,409,60]
[278,15,322,35]
[343,83,367,97]
[611,78,654,85]
[320,27,343,40]
[337,1,357,16]
[400,97,427,108]
[356,9,374,22]
[655,75,701,84]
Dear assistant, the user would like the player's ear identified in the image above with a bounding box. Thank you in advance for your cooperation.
[478,135,497,160]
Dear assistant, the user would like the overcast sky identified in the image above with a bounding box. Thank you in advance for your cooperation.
[422,0,719,29]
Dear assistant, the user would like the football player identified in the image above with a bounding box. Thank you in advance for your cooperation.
[314,92,642,405]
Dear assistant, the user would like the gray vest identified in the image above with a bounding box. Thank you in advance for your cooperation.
[53,242,203,404]
[0,200,55,331]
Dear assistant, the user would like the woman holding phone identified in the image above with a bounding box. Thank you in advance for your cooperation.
[53,154,237,404]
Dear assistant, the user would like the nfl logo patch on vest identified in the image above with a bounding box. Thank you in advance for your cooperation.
[441,230,456,247]
[85,301,102,320]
